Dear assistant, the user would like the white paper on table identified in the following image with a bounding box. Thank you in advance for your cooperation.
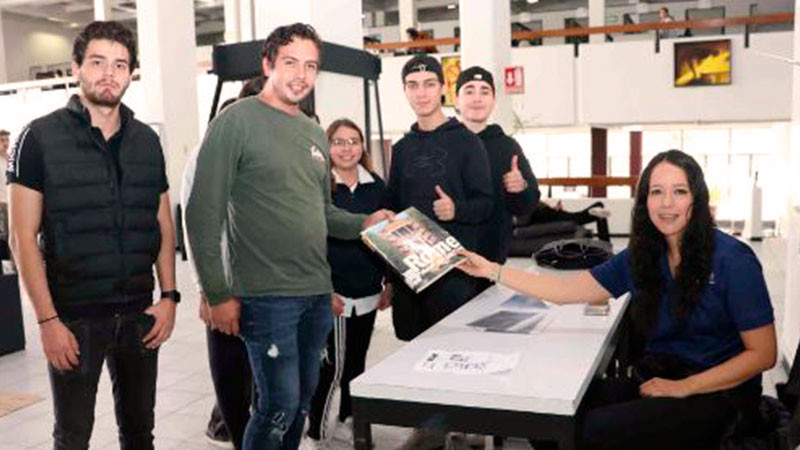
[414,350,520,375]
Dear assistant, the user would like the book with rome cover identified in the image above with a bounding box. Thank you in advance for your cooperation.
[361,207,465,293]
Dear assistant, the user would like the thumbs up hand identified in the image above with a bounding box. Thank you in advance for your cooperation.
[503,155,528,194]
[433,185,456,221]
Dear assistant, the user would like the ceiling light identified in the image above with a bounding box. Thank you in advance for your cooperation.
[527,0,539,4]
[447,3,456,9]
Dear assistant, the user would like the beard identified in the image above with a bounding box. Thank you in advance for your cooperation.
[84,86,125,107]
[280,80,312,104]
[78,72,129,107]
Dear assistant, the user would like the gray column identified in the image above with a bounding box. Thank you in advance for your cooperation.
[782,0,800,366]
[398,0,416,40]
[0,10,7,84]
[588,0,605,44]
[223,0,241,42]
[459,0,513,131]
[136,0,200,194]
[93,0,112,21]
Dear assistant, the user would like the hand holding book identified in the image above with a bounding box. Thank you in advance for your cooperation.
[363,209,396,229]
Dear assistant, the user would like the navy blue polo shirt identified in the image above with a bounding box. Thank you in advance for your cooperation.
[590,229,773,372]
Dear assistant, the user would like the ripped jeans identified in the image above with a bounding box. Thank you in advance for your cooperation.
[239,295,333,450]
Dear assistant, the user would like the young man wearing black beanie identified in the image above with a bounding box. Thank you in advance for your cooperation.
[387,54,495,450]
[386,56,494,343]
[456,66,540,268]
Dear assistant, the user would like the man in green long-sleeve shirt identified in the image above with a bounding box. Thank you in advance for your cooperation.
[185,23,391,450]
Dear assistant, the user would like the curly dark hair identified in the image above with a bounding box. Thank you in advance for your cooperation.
[261,23,322,69]
[73,21,137,72]
[629,149,715,335]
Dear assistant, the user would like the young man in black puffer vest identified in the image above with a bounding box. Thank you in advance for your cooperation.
[7,21,178,449]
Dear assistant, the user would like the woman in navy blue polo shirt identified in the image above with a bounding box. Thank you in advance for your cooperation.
[458,149,776,449]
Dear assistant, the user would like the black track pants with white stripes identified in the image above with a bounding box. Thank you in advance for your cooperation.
[307,310,377,440]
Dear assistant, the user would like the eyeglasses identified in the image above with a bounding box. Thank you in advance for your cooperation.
[330,138,362,147]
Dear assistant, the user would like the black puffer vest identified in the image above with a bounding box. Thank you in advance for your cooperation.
[36,95,165,316]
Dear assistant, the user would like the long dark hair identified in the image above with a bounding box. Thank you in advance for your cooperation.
[629,150,715,335]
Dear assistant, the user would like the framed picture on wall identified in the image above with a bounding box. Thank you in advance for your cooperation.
[674,39,731,87]
[441,55,461,107]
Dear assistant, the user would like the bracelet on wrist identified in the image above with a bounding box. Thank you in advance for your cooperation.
[38,314,59,325]
[493,264,504,284]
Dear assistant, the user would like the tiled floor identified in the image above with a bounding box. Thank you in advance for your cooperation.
[0,236,790,449]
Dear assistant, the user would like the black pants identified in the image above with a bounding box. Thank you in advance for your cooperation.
[307,309,377,440]
[392,270,478,341]
[579,377,759,450]
[533,201,610,242]
[206,327,253,450]
[49,312,158,450]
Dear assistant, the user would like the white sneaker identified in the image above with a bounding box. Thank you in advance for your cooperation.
[330,417,354,445]
[299,436,327,450]
[588,206,611,218]
[396,428,446,450]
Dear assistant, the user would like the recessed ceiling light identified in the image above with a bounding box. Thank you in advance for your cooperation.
[447,3,457,9]
[527,0,539,4]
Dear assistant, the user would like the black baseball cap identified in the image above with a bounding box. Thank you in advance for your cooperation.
[402,55,444,84]
[456,66,495,95]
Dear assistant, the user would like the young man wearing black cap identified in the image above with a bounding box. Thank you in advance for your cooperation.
[456,66,540,267]
[386,56,493,342]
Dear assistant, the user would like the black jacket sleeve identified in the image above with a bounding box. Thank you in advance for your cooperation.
[384,145,402,211]
[504,139,540,216]
[454,136,494,224]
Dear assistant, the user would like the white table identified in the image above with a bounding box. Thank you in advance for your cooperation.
[350,266,630,450]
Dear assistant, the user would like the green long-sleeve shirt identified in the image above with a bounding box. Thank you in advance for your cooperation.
[185,97,365,305]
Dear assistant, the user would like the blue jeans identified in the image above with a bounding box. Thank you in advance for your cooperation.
[239,295,333,450]
[48,311,158,450]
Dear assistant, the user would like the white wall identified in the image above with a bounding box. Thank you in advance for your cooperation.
[1,12,79,83]
[781,3,800,366]
[580,32,793,125]
[510,45,577,128]
[370,31,794,135]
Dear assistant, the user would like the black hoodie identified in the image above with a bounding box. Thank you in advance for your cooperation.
[386,117,494,250]
[477,124,540,263]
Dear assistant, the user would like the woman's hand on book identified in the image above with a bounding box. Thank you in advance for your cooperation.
[457,249,496,280]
